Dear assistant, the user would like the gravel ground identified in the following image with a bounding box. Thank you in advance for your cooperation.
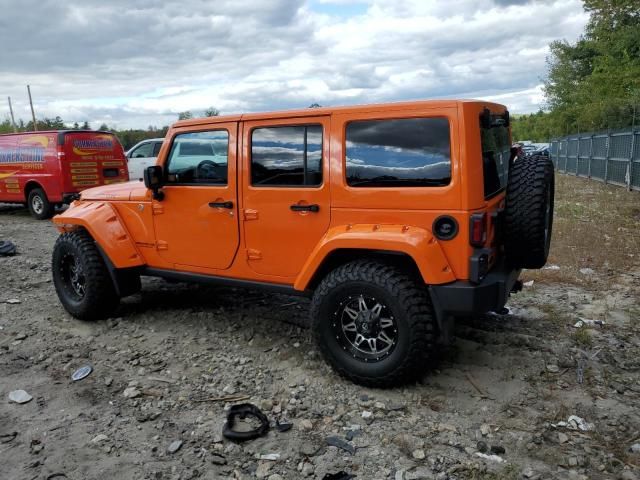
[1,177,639,480]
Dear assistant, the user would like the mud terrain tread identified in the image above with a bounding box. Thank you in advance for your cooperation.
[52,229,119,320]
[310,259,436,388]
[505,154,554,269]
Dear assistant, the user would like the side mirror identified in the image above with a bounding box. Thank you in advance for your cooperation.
[144,165,164,200]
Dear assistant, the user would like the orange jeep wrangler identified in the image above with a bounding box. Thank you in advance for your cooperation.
[51,100,554,387]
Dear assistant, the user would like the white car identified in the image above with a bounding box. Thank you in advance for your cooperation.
[126,138,164,180]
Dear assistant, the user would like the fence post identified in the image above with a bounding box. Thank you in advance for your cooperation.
[603,133,610,184]
[587,135,593,178]
[575,137,579,175]
[629,130,636,191]
[565,139,569,174]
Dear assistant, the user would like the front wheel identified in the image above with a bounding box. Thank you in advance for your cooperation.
[27,188,54,220]
[310,260,437,387]
[52,230,119,320]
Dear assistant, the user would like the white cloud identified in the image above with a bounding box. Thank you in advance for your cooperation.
[0,0,588,129]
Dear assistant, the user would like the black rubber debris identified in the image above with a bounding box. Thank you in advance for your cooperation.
[276,419,293,432]
[222,403,269,442]
[0,241,16,256]
[323,472,355,480]
[325,436,356,455]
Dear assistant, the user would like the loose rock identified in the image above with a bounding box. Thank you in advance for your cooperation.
[167,440,183,454]
[8,390,33,404]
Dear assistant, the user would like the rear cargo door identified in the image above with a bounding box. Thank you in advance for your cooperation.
[0,134,21,202]
[62,132,129,191]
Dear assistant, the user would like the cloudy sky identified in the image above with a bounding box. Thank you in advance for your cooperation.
[0,0,588,129]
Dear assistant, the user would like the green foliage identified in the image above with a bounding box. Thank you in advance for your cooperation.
[178,111,193,120]
[114,126,169,150]
[0,114,169,150]
[539,0,640,138]
[203,107,220,117]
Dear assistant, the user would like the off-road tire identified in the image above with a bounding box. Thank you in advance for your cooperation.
[52,229,119,320]
[505,154,555,269]
[27,188,55,220]
[311,260,436,387]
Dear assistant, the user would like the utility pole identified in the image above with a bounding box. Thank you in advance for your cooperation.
[27,85,37,131]
[7,96,17,132]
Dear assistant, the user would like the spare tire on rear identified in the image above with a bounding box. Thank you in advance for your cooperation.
[504,154,555,269]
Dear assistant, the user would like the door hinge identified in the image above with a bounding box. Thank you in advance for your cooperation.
[246,249,262,260]
[156,240,168,251]
[152,202,163,215]
[243,209,259,221]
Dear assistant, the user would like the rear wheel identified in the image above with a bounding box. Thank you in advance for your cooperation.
[52,230,119,320]
[27,188,55,220]
[504,154,555,269]
[311,260,436,387]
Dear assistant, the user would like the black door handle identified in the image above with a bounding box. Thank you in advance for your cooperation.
[209,201,233,209]
[290,204,319,213]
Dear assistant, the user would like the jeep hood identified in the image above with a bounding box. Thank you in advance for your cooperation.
[79,181,150,201]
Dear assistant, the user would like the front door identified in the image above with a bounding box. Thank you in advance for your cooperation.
[241,116,331,278]
[153,123,239,270]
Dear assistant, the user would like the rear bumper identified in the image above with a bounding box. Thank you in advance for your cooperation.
[429,262,521,317]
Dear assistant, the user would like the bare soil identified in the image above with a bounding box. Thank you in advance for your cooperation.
[1,174,639,480]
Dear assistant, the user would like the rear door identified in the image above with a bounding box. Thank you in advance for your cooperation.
[62,132,129,191]
[152,123,240,270]
[0,134,20,202]
[241,116,331,278]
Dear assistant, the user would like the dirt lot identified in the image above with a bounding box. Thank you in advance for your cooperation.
[1,174,639,480]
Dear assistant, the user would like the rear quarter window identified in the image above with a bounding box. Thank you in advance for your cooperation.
[345,117,451,187]
[481,123,510,198]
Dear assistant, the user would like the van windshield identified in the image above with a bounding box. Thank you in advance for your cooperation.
[481,121,510,198]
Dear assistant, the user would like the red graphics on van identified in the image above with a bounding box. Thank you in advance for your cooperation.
[0,130,129,219]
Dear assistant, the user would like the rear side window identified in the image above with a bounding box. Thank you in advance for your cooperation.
[481,121,510,198]
[251,125,322,186]
[345,117,451,187]
[152,142,162,156]
[165,130,228,185]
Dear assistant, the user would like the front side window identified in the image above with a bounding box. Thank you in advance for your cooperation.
[251,125,322,186]
[345,117,451,187]
[165,130,228,185]
[130,142,153,158]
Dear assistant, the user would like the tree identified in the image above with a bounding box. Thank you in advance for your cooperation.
[98,123,110,131]
[178,111,193,120]
[81,121,90,129]
[203,107,220,117]
[543,0,640,136]
[309,103,321,108]
[73,122,80,130]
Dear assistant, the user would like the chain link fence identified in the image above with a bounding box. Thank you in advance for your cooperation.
[550,127,640,191]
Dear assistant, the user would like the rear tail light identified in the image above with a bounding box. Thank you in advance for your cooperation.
[469,213,487,247]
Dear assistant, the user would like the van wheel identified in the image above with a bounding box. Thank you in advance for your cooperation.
[27,188,54,220]
[311,260,436,387]
[504,154,555,269]
[52,230,119,320]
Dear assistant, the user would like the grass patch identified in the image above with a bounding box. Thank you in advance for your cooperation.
[572,326,593,347]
